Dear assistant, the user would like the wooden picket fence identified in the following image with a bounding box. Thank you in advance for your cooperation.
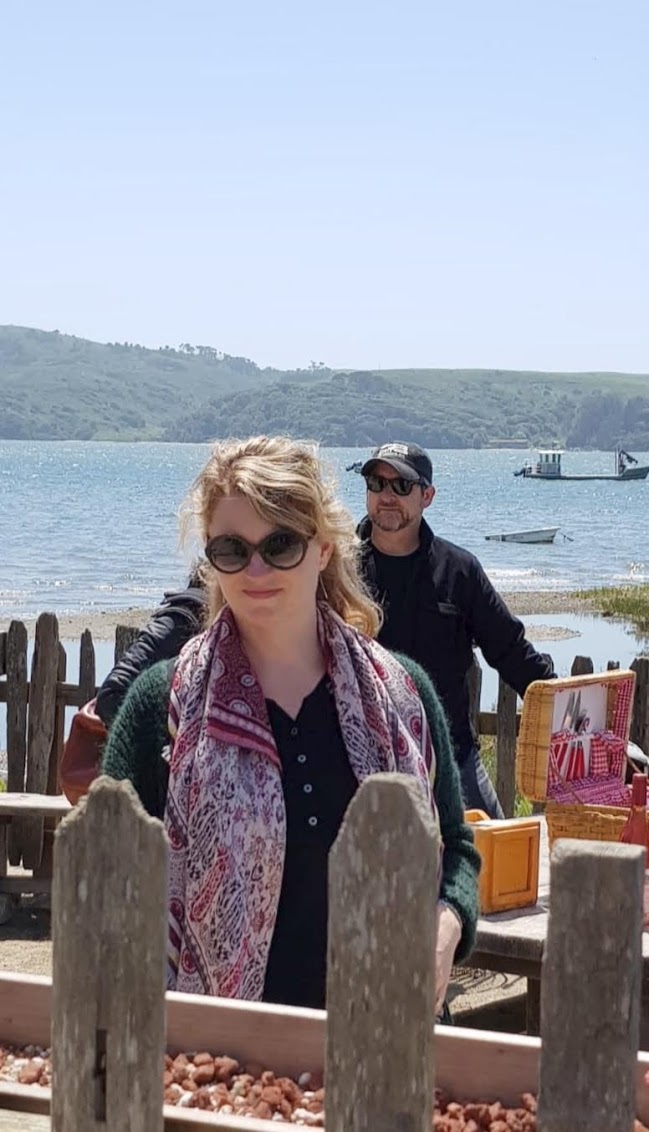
[1,613,649,869]
[2,775,649,1130]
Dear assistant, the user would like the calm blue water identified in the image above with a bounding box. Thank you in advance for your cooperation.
[1,439,649,754]
[1,441,649,617]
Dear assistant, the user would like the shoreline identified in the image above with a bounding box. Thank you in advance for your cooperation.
[0,590,598,639]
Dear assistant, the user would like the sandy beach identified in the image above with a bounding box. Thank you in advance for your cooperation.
[0,589,598,639]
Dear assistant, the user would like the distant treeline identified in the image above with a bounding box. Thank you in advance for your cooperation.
[566,392,649,450]
[166,374,649,450]
[1,325,648,448]
[165,373,471,448]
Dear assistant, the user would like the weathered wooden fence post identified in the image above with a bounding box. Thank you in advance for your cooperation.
[326,773,439,1132]
[467,654,482,741]
[79,628,97,705]
[52,776,167,1132]
[631,656,649,758]
[47,643,67,796]
[495,678,517,817]
[0,838,9,927]
[115,624,141,663]
[6,620,28,867]
[23,613,60,870]
[538,839,644,1132]
[34,644,68,886]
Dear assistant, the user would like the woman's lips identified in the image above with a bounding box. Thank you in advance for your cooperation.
[242,589,282,599]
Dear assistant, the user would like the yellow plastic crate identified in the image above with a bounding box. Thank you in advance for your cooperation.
[516,669,636,803]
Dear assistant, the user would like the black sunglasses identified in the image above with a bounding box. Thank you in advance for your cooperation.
[364,473,422,497]
[205,529,309,574]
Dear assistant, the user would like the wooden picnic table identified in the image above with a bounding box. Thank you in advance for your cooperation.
[466,816,649,1034]
[0,1113,49,1131]
[0,794,72,819]
[0,793,72,922]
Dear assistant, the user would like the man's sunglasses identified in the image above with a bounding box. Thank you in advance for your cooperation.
[364,473,423,497]
[205,529,309,574]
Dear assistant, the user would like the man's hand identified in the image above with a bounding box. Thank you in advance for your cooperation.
[435,901,462,1014]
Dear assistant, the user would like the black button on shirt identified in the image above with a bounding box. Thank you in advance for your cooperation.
[262,677,358,1009]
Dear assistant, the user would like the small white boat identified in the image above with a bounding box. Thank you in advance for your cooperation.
[485,526,560,544]
[514,448,649,481]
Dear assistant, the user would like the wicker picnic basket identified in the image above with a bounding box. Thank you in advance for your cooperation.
[543,800,649,848]
[516,669,638,848]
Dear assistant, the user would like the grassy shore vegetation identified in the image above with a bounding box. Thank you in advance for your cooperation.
[577,584,649,636]
[480,736,532,818]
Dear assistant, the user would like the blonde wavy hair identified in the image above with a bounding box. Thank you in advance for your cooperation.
[180,435,382,637]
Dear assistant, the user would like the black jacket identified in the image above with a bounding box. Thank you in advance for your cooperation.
[357,517,554,761]
[95,586,207,727]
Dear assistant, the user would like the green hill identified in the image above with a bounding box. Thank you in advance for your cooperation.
[2,325,649,448]
[166,368,649,449]
[0,325,327,440]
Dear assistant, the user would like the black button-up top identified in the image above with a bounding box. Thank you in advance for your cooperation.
[262,676,358,1009]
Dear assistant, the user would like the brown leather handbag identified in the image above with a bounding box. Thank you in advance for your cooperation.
[59,699,107,805]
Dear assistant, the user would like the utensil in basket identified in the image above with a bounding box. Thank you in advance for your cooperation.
[561,691,576,730]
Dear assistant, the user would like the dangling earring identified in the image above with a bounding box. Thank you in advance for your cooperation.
[318,573,329,603]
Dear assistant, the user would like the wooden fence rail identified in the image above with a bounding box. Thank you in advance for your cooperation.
[1,614,649,871]
[2,775,647,1129]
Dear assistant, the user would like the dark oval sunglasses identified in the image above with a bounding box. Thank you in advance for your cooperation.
[364,473,422,497]
[205,529,309,574]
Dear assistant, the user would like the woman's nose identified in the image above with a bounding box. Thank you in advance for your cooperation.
[245,551,273,577]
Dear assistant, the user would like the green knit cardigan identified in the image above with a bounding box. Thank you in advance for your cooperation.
[102,652,481,961]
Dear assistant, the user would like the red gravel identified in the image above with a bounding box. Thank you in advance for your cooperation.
[2,1042,648,1130]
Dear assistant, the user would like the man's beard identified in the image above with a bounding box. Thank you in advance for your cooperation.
[370,506,412,532]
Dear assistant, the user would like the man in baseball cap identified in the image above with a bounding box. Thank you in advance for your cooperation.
[358,440,554,818]
[361,442,433,486]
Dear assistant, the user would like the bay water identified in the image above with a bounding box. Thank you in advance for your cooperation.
[1,441,649,751]
[2,441,649,616]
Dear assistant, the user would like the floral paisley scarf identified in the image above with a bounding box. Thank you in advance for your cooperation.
[165,602,437,999]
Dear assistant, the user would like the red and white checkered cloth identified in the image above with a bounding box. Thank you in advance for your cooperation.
[612,675,635,737]
[549,728,627,788]
[551,730,587,781]
[589,732,608,777]
[548,773,631,807]
[589,730,625,777]
[546,677,634,794]
[547,744,561,789]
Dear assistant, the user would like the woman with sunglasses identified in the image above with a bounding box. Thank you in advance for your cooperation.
[101,436,479,1015]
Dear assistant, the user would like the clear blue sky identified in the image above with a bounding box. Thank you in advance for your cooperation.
[1,0,647,372]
